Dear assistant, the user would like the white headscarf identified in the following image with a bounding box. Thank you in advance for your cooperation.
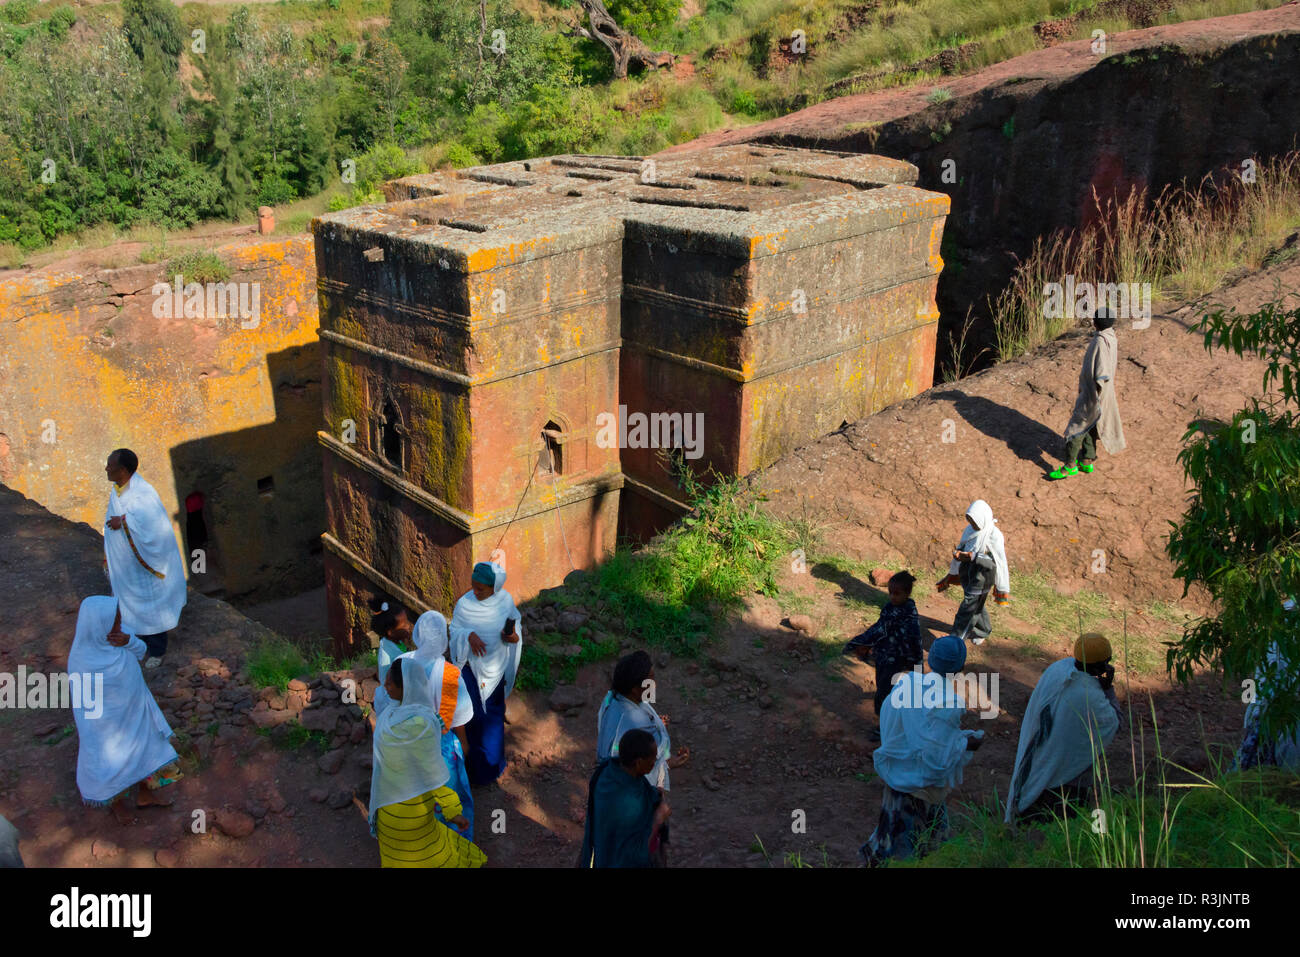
[411,611,450,665]
[448,561,524,700]
[368,656,450,834]
[948,499,1010,596]
[68,596,178,805]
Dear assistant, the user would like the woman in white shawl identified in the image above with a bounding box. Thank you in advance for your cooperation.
[936,499,1010,646]
[69,596,179,824]
[406,611,476,836]
[862,635,983,865]
[103,449,187,666]
[369,657,485,868]
[448,561,523,786]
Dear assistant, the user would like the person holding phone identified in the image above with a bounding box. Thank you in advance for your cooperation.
[1004,633,1124,823]
[448,561,523,786]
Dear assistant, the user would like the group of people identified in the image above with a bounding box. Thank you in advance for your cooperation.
[65,450,189,823]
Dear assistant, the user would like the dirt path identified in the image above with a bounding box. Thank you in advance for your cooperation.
[657,5,1300,157]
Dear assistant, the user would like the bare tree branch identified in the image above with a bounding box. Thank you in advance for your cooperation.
[574,0,674,79]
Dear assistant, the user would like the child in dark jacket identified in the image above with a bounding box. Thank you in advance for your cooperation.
[844,572,923,721]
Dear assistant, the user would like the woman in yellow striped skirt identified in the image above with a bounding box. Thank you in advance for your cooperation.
[369,657,486,868]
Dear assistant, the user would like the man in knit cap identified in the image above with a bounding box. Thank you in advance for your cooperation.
[1049,307,1126,480]
[1004,633,1124,821]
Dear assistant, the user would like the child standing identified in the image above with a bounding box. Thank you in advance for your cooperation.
[844,572,923,732]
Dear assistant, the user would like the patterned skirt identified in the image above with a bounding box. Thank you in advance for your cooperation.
[862,784,952,866]
[376,787,487,869]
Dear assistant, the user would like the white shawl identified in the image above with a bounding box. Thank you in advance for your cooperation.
[104,474,187,635]
[871,670,977,795]
[948,499,1010,596]
[448,562,524,700]
[411,611,473,730]
[596,691,672,790]
[69,596,177,805]
[368,658,449,834]
[1005,658,1120,821]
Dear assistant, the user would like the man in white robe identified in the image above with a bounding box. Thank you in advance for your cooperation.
[1050,308,1126,479]
[1005,633,1123,822]
[103,449,187,668]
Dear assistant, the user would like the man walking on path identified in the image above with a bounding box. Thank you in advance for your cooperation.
[1049,307,1126,480]
[104,448,187,668]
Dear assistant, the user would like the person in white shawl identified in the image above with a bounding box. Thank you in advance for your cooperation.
[103,449,187,667]
[368,657,484,867]
[1050,308,1126,480]
[69,596,179,824]
[1004,633,1123,822]
[448,561,522,786]
[1235,598,1300,771]
[596,650,690,792]
[936,499,1010,646]
[862,635,983,865]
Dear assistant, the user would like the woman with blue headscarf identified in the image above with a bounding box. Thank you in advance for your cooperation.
[862,634,983,865]
[448,560,523,786]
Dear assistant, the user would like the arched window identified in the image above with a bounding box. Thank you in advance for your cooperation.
[378,395,404,471]
[538,420,564,476]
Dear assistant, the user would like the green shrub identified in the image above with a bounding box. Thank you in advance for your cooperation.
[166,249,230,285]
[247,638,309,692]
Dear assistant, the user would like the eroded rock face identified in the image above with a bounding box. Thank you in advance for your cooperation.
[317,145,949,653]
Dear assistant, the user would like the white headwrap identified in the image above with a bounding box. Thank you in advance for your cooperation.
[411,611,450,665]
[368,656,449,834]
[68,596,177,805]
[448,561,524,700]
[949,499,1010,596]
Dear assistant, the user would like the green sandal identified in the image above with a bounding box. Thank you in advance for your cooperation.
[1078,462,1095,474]
[1048,464,1079,480]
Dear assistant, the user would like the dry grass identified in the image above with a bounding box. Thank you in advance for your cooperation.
[992,151,1300,359]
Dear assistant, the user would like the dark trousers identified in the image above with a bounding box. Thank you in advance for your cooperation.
[1064,425,1099,465]
[873,661,911,715]
[953,590,991,642]
[139,631,169,657]
[462,665,508,786]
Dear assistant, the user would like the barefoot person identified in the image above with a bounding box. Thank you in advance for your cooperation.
[369,658,486,868]
[103,449,187,668]
[69,596,179,825]
[1004,633,1123,822]
[844,571,924,735]
[448,561,523,786]
[579,728,670,868]
[935,500,1010,645]
[861,635,983,865]
[1049,307,1126,480]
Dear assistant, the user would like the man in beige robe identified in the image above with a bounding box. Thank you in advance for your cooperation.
[1050,308,1126,479]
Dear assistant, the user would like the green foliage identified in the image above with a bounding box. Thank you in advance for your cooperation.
[1,0,37,26]
[606,0,683,41]
[247,638,309,692]
[167,249,230,284]
[1166,298,1300,739]
[122,0,184,70]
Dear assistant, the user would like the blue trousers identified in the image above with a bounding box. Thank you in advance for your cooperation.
[462,665,508,786]
[437,731,476,840]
